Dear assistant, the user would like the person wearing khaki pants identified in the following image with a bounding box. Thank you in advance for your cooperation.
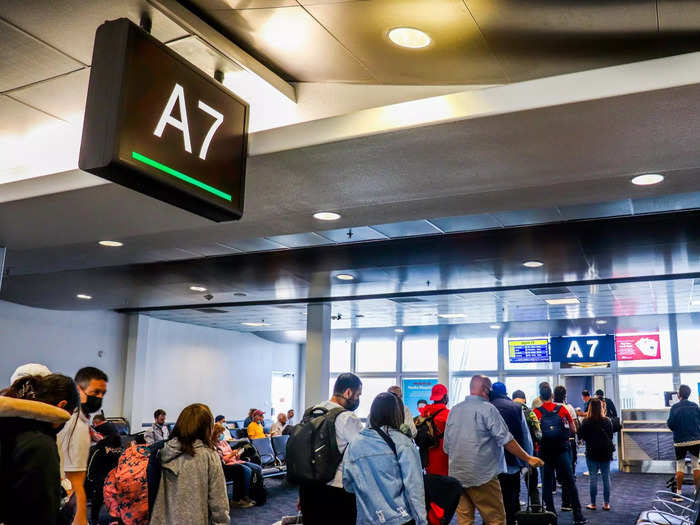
[443,375,544,525]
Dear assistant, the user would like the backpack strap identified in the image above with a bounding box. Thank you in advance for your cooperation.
[372,426,397,457]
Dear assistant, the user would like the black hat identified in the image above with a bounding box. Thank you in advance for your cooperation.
[512,390,526,400]
[595,389,605,397]
[215,415,226,422]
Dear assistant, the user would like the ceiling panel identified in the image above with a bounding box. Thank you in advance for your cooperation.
[202,5,375,82]
[558,199,633,221]
[266,232,334,248]
[8,68,89,123]
[192,0,297,9]
[167,35,242,79]
[224,237,288,252]
[0,95,60,134]
[372,220,441,238]
[305,0,506,84]
[0,19,82,92]
[431,213,502,233]
[317,226,387,243]
[632,191,700,214]
[658,0,700,31]
[493,208,563,227]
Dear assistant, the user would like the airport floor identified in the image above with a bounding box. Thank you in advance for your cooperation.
[231,460,672,525]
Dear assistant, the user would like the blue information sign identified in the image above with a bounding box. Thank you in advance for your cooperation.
[509,339,550,363]
[402,379,438,417]
[550,335,615,363]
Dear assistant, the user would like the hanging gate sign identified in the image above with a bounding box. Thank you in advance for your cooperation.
[550,335,615,363]
[79,18,249,222]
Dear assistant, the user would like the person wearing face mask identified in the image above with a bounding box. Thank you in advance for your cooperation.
[297,372,364,525]
[444,375,544,525]
[0,374,79,525]
[57,366,108,525]
[247,409,269,439]
[213,423,263,508]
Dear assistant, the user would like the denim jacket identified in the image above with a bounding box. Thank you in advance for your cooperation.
[343,426,427,525]
[667,399,700,446]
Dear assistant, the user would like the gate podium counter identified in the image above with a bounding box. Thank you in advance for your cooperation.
[619,408,675,473]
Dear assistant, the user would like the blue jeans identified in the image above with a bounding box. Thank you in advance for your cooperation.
[224,462,263,500]
[585,459,611,505]
[542,449,583,522]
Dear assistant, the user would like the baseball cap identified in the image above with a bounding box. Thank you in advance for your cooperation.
[10,363,51,385]
[492,382,507,396]
[253,409,265,417]
[430,383,448,401]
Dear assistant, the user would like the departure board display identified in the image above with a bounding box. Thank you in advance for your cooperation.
[508,339,550,363]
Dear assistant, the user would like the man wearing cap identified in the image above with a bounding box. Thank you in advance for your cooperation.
[419,383,450,476]
[247,409,268,440]
[490,382,535,525]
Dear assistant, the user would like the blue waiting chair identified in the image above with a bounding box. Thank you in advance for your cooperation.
[271,435,289,464]
[251,438,286,479]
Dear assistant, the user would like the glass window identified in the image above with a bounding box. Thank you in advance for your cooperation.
[618,373,674,409]
[504,376,553,408]
[677,315,700,366]
[680,373,700,403]
[450,337,498,371]
[450,376,498,407]
[504,338,553,371]
[617,330,672,368]
[330,339,352,373]
[356,337,396,373]
[356,377,396,420]
[402,336,438,372]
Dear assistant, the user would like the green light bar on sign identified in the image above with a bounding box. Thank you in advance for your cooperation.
[131,151,232,201]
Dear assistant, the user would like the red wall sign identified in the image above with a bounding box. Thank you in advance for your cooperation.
[615,334,661,361]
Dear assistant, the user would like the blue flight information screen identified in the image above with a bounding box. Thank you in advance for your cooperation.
[509,339,550,363]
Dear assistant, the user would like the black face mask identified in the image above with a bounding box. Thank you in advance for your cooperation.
[343,396,360,412]
[82,395,103,415]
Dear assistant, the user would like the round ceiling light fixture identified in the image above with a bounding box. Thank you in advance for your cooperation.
[631,173,664,186]
[336,273,356,281]
[76,293,93,300]
[595,319,607,325]
[313,211,341,221]
[395,328,405,333]
[522,260,544,268]
[490,324,502,329]
[189,285,207,292]
[98,240,123,247]
[388,27,431,49]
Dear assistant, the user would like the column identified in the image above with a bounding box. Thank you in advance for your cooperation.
[122,314,149,431]
[438,325,450,387]
[304,303,331,407]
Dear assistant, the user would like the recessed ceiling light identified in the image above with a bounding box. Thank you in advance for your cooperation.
[189,286,207,292]
[98,240,123,247]
[395,328,405,333]
[490,324,501,329]
[595,319,607,325]
[523,260,544,268]
[438,313,465,319]
[241,321,270,327]
[313,211,341,221]
[76,294,92,300]
[631,173,664,186]
[545,297,580,305]
[336,273,355,281]
[388,27,431,49]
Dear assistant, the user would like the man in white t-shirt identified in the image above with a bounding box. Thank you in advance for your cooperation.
[57,366,108,525]
[298,373,364,525]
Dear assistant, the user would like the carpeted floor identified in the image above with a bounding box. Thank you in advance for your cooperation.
[231,460,672,525]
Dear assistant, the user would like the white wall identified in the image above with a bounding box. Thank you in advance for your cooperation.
[0,299,128,415]
[139,317,299,429]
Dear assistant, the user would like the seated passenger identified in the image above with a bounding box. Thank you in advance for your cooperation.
[213,423,263,508]
[92,413,120,438]
[150,403,229,525]
[103,434,151,525]
[247,410,268,440]
[343,392,427,525]
[287,409,295,425]
[85,433,122,524]
[270,413,287,437]
[0,374,78,525]
[144,409,169,444]
[214,415,233,440]
[243,408,256,430]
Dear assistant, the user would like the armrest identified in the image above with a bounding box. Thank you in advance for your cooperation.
[643,510,693,525]
[656,491,696,504]
[652,499,694,515]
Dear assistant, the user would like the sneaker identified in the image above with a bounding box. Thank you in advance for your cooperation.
[231,499,255,509]
[586,504,597,510]
[602,504,611,511]
[583,471,590,477]
[574,519,588,525]
[561,506,573,512]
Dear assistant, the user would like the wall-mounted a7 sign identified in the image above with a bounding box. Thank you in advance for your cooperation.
[79,18,249,222]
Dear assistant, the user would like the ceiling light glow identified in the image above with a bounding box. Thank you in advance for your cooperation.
[438,313,465,319]
[545,298,580,305]
[76,294,92,300]
[523,260,544,268]
[313,211,341,221]
[336,274,355,281]
[241,321,270,327]
[388,27,431,49]
[595,319,607,324]
[189,286,207,292]
[395,328,405,333]
[98,240,123,247]
[631,173,664,185]
[490,324,501,329]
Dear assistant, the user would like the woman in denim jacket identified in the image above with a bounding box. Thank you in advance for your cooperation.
[343,393,427,525]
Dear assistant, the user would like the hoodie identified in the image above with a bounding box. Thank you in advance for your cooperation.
[150,438,229,525]
[0,396,71,525]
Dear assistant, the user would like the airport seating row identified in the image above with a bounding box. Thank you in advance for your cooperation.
[637,489,700,525]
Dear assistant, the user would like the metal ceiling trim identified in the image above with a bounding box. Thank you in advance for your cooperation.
[147,0,296,102]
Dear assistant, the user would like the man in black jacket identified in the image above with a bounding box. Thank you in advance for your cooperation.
[491,382,535,525]
[595,390,618,419]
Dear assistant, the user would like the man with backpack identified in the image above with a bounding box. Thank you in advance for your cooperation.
[288,373,364,525]
[512,390,542,508]
[533,384,586,525]
[416,383,450,476]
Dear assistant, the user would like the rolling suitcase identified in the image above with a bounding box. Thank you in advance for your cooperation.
[515,480,558,525]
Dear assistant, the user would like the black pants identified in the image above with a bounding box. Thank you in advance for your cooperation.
[542,450,583,522]
[299,482,357,525]
[525,466,541,507]
[561,440,577,507]
[498,471,522,525]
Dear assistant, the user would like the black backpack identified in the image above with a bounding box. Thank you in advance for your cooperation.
[539,405,569,453]
[414,409,445,468]
[286,405,346,485]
